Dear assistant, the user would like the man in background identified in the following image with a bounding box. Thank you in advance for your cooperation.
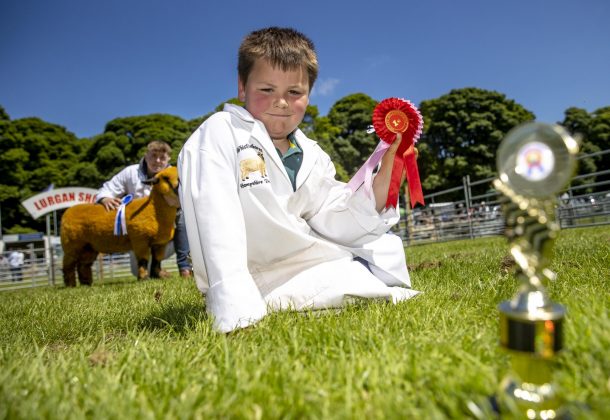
[8,249,24,282]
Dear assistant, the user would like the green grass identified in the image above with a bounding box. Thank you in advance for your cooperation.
[1,226,608,419]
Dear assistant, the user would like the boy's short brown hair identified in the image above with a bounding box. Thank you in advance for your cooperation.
[238,27,318,92]
[146,140,171,155]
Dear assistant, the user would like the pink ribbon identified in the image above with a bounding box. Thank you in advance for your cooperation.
[346,141,392,197]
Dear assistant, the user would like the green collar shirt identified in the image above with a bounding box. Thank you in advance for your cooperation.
[275,133,303,191]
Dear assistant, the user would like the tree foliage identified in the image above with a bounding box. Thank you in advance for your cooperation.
[588,107,610,172]
[103,113,192,163]
[0,105,9,121]
[0,117,86,232]
[327,93,379,176]
[1,89,608,233]
[560,106,610,191]
[418,87,535,193]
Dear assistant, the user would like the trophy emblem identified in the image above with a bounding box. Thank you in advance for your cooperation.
[492,122,579,418]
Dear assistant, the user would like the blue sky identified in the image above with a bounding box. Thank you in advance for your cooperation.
[1,0,609,139]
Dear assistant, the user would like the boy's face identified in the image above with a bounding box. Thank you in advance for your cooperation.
[238,59,309,141]
[144,150,170,176]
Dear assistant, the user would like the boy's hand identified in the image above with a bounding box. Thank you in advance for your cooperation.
[372,133,404,212]
[100,197,122,211]
[385,132,404,157]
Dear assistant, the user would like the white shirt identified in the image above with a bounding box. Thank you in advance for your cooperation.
[179,104,417,333]
[96,159,153,200]
[8,251,24,268]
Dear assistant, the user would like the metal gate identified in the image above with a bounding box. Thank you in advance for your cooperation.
[396,149,610,245]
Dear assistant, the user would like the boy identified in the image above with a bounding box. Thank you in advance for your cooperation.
[179,27,418,333]
[97,140,192,277]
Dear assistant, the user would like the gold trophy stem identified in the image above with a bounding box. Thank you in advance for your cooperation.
[470,122,578,419]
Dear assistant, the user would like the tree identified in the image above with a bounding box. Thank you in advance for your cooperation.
[418,87,535,194]
[103,114,192,164]
[0,117,85,233]
[187,98,245,136]
[0,105,9,121]
[560,107,598,188]
[84,132,127,179]
[66,162,104,189]
[560,107,591,138]
[300,105,347,181]
[327,93,378,176]
[561,106,610,192]
[589,106,610,172]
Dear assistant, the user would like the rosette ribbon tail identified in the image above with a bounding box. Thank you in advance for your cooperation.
[404,145,424,208]
[386,142,424,209]
[347,141,392,196]
[113,194,133,236]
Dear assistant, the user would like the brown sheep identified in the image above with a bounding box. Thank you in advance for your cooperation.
[60,166,180,286]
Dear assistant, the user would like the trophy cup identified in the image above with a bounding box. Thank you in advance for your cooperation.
[492,122,579,418]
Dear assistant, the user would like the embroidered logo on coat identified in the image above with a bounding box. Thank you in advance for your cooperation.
[240,154,267,180]
[237,144,270,188]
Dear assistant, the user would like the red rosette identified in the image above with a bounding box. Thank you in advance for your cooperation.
[372,97,423,145]
[372,97,424,209]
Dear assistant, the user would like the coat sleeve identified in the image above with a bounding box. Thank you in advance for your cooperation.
[178,115,267,333]
[305,149,400,246]
[96,167,130,201]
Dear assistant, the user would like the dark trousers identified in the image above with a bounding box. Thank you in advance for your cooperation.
[174,210,191,271]
[10,267,23,282]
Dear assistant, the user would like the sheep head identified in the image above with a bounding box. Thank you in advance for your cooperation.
[144,166,181,208]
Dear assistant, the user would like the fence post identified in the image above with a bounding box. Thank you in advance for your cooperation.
[463,175,474,239]
[96,254,103,282]
[48,238,55,286]
[46,215,55,286]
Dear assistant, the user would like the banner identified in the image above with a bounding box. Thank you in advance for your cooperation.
[21,187,98,219]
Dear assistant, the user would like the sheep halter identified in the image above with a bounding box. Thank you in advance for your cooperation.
[113,194,133,236]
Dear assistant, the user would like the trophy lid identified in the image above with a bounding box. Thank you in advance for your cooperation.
[497,123,578,198]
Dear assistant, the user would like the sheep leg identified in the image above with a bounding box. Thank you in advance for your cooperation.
[77,247,98,286]
[150,244,169,279]
[62,252,79,287]
[136,259,150,280]
[132,243,150,280]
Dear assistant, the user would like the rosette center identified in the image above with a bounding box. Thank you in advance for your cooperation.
[385,110,409,134]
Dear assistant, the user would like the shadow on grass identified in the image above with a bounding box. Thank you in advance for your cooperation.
[53,276,180,291]
[51,277,137,290]
[139,301,208,335]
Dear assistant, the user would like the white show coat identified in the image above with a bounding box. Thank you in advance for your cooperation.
[178,104,418,333]
[96,160,153,201]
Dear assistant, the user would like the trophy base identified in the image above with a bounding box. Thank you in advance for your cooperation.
[499,297,565,358]
[497,370,568,419]
[468,394,571,420]
[496,296,568,418]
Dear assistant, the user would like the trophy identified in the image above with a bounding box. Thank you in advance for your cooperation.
[492,122,579,418]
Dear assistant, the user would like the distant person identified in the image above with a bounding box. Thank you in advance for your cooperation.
[178,27,417,333]
[0,254,9,280]
[97,140,192,278]
[8,250,24,282]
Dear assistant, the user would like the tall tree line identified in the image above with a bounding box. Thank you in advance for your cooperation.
[1,88,608,233]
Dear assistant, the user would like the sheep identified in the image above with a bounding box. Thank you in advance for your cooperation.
[60,166,180,286]
[239,151,267,180]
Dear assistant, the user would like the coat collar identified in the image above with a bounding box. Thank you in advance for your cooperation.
[224,103,319,190]
[224,104,283,171]
[293,130,318,189]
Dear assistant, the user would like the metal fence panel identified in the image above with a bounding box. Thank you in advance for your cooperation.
[394,149,610,245]
[2,149,608,290]
[1,248,178,292]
